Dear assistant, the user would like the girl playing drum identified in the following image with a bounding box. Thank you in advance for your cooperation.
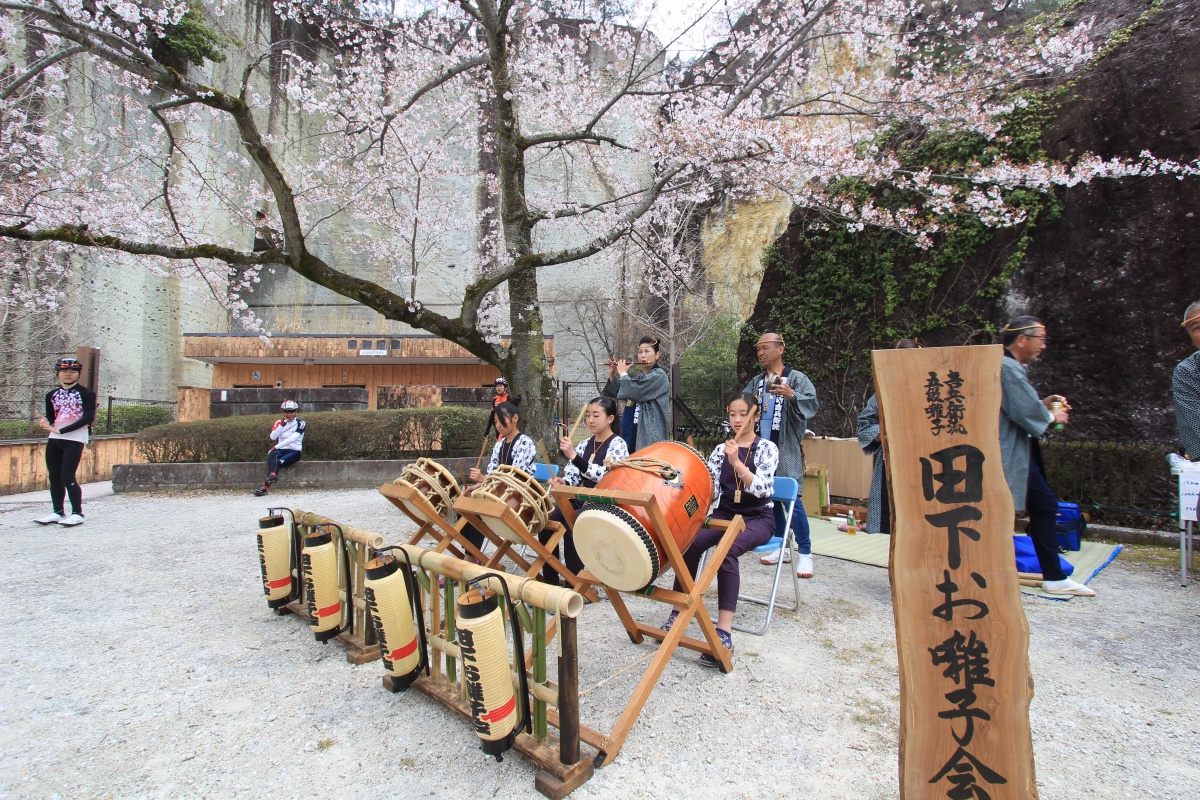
[663,392,778,665]
[541,397,630,585]
[462,401,536,553]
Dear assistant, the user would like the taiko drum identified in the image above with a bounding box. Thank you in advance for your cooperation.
[573,441,712,591]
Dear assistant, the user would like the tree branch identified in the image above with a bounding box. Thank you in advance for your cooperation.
[463,165,686,304]
[0,43,84,100]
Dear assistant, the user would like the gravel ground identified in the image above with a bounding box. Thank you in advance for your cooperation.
[1,487,1197,799]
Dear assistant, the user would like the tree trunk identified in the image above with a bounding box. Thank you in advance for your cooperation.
[484,4,557,454]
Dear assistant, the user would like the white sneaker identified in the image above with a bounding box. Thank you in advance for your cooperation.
[1042,578,1095,597]
[797,553,814,579]
[759,548,791,565]
[34,512,63,525]
[58,513,86,527]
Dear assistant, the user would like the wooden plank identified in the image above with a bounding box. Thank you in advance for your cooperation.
[873,345,1035,800]
[803,438,874,500]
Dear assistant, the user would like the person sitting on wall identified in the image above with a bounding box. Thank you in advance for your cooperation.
[253,400,306,497]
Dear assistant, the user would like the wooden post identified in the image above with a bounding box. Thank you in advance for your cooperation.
[873,345,1037,799]
[557,615,580,766]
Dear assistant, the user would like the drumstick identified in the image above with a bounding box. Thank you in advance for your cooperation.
[536,438,552,466]
[474,432,492,473]
[567,403,588,442]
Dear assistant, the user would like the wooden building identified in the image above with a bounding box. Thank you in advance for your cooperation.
[182,333,554,415]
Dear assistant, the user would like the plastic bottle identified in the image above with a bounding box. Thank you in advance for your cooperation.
[846,510,857,536]
[1050,400,1064,433]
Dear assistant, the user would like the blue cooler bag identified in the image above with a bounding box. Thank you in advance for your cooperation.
[1055,502,1084,551]
[1013,535,1074,576]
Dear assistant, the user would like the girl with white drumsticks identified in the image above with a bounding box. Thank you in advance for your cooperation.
[462,401,537,554]
[540,397,630,585]
[662,392,779,666]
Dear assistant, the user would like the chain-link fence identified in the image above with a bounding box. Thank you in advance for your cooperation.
[0,350,75,437]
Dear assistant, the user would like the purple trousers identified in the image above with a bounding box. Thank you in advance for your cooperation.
[672,506,775,613]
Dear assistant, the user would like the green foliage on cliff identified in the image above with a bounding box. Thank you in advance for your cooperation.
[154,7,229,69]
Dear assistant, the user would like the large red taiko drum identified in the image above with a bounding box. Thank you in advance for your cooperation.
[572,441,713,591]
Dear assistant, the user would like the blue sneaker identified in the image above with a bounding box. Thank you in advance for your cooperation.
[660,609,680,632]
[699,628,733,668]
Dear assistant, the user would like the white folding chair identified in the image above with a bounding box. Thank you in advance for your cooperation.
[697,477,802,635]
[734,476,802,635]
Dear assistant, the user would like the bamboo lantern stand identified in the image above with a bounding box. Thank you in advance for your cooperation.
[550,484,745,768]
[378,480,522,568]
[274,511,384,664]
[452,494,600,603]
[291,515,595,799]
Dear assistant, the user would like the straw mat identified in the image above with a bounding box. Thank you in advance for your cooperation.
[806,517,1121,601]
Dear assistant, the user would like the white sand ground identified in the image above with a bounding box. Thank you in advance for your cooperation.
[0,486,1196,799]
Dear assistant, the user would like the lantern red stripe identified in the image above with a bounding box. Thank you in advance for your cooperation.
[316,602,341,618]
[480,695,516,723]
[266,576,292,589]
[389,638,418,661]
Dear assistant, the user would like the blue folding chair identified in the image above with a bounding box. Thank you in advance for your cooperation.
[734,476,802,635]
[532,462,559,483]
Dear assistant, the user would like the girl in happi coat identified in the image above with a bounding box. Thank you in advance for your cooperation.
[541,397,629,585]
[662,392,778,665]
[603,335,670,452]
[462,401,537,553]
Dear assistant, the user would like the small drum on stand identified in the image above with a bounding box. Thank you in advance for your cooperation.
[471,465,555,543]
[392,458,462,523]
[573,441,713,592]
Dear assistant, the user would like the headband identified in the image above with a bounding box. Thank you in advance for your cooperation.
[1182,312,1200,328]
[1000,323,1043,333]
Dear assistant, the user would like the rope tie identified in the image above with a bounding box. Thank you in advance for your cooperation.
[603,456,679,481]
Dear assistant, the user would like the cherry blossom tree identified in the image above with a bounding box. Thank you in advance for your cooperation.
[1,0,1194,440]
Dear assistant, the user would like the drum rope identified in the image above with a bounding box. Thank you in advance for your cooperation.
[604,456,679,481]
[577,650,658,698]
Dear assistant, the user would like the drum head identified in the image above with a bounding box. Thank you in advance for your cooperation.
[573,504,660,592]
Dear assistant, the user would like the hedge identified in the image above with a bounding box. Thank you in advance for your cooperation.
[105,404,175,434]
[0,404,174,440]
[135,407,489,463]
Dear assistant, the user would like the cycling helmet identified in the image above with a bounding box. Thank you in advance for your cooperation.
[494,377,508,386]
[55,358,82,372]
[280,400,299,411]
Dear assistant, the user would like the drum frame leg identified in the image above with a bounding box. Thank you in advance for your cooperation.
[550,485,745,768]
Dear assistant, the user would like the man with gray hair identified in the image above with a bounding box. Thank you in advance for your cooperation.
[1173,300,1200,460]
[745,332,820,578]
[1000,316,1094,596]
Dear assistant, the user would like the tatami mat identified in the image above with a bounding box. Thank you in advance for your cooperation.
[807,517,1121,601]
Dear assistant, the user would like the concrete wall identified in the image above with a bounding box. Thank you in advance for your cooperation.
[208,387,369,418]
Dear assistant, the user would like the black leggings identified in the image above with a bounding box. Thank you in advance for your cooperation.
[46,439,85,515]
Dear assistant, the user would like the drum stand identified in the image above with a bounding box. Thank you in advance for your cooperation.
[550,485,746,768]
[379,481,527,569]
[453,494,600,603]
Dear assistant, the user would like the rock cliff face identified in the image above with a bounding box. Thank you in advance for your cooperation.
[1004,0,1200,445]
[744,0,1200,445]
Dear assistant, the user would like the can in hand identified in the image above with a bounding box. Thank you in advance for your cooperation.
[1050,400,1065,432]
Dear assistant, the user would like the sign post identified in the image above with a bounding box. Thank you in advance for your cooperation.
[873,344,1038,799]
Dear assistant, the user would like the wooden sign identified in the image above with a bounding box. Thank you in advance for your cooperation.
[873,345,1037,800]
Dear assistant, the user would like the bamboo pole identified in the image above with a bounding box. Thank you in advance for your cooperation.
[296,511,385,549]
[396,543,585,618]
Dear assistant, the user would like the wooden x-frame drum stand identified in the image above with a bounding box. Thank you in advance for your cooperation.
[550,484,744,767]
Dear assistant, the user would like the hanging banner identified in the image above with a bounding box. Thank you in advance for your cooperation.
[873,344,1037,800]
